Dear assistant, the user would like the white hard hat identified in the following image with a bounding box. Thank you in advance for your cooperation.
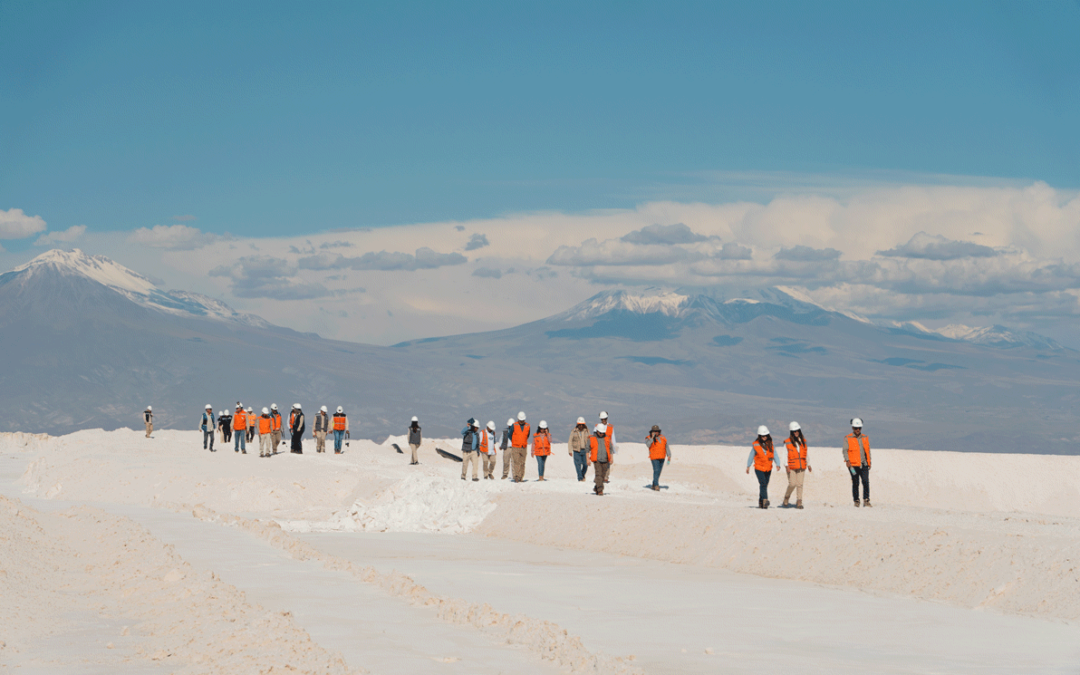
[539,420,548,429]
[595,423,607,434]
[336,406,344,413]
[851,417,863,428]
[789,421,801,431]
[205,404,212,409]
[599,411,608,419]
[236,402,243,408]
[411,416,419,422]
[507,418,515,426]
[576,416,586,424]
[246,407,253,412]
[147,405,152,411]
[293,403,301,409]
[262,407,269,414]
[320,405,327,412]
[517,411,526,421]
[757,425,770,436]
[487,420,496,430]
[271,403,278,410]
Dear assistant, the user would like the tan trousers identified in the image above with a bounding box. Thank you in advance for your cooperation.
[501,449,511,478]
[272,430,282,453]
[594,461,610,489]
[144,421,153,438]
[314,431,327,453]
[410,443,419,463]
[784,469,805,502]
[482,452,496,478]
[259,434,273,457]
[511,446,527,482]
[461,450,479,480]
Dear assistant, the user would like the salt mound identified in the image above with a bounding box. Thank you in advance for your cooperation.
[280,473,498,534]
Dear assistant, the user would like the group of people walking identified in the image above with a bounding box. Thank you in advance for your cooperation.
[194,403,351,457]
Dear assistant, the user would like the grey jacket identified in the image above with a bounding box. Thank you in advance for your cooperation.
[409,426,422,445]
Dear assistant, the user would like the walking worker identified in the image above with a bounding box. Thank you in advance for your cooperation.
[232,404,247,454]
[408,416,422,465]
[217,410,227,444]
[313,406,330,453]
[599,411,616,482]
[461,418,481,481]
[568,417,590,481]
[201,405,216,452]
[532,421,551,481]
[745,425,781,508]
[258,407,274,457]
[510,412,531,482]
[289,403,305,454]
[783,422,811,509]
[845,418,872,507]
[481,421,497,479]
[221,409,232,444]
[500,418,514,480]
[246,407,256,443]
[646,425,670,491]
[270,404,283,453]
[143,406,153,438]
[589,423,613,495]
[332,406,349,454]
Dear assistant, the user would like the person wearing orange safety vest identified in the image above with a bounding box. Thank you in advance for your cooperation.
[331,406,349,454]
[313,406,330,453]
[589,423,613,495]
[745,425,781,508]
[258,407,274,457]
[269,404,283,454]
[531,421,552,481]
[599,412,616,483]
[646,425,670,491]
[480,421,497,479]
[782,421,811,509]
[289,404,305,454]
[844,418,872,507]
[509,412,531,483]
[232,404,247,454]
[246,407,256,443]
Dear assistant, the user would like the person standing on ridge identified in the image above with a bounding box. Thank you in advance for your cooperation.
[510,412,531,483]
[532,421,551,481]
[332,406,349,454]
[246,407,256,443]
[783,422,811,509]
[270,404,283,454]
[481,421,497,479]
[408,416,422,465]
[500,418,514,479]
[220,409,232,445]
[143,406,153,438]
[646,425,670,491]
[289,403,305,454]
[589,423,613,495]
[568,417,591,482]
[746,425,781,508]
[232,404,247,454]
[845,418,872,507]
[201,405,216,452]
[313,406,330,453]
[258,407,274,457]
[460,418,480,481]
[599,412,616,483]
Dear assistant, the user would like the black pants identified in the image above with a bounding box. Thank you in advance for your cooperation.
[755,469,771,501]
[223,426,232,443]
[291,432,303,454]
[851,466,870,502]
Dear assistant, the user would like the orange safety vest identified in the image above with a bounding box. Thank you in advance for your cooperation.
[480,428,491,454]
[258,415,272,434]
[786,439,807,470]
[511,422,531,448]
[648,435,668,461]
[589,434,612,463]
[845,434,870,467]
[533,432,551,456]
[332,413,347,431]
[271,412,281,431]
[233,410,247,431]
[752,440,775,472]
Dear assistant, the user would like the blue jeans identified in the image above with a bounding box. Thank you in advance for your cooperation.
[333,429,345,452]
[755,469,771,501]
[536,455,547,478]
[203,429,214,451]
[573,451,588,480]
[651,458,664,487]
[234,431,245,453]
[851,466,870,502]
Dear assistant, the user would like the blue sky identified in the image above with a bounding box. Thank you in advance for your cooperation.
[2,0,1078,241]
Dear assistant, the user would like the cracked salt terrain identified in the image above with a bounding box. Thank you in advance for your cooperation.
[2,429,1079,674]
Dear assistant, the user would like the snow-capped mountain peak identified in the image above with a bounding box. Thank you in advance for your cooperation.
[14,248,159,295]
[560,289,689,321]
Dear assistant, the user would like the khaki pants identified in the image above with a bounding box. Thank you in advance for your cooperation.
[259,434,272,457]
[594,461,610,489]
[784,469,805,502]
[482,452,496,478]
[511,446,527,482]
[315,431,327,453]
[501,448,511,478]
[272,430,282,453]
[145,421,153,438]
[410,443,419,463]
[461,450,479,480]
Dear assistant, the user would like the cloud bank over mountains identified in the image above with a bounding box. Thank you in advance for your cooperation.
[4,180,1080,346]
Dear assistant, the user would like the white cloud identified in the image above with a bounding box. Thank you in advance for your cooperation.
[298,248,467,271]
[128,224,216,250]
[464,233,490,251]
[34,224,87,247]
[877,232,999,260]
[0,208,47,239]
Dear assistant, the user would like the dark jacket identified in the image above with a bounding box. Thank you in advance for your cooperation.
[500,427,512,451]
[201,411,215,431]
[290,411,305,435]
[409,426,422,445]
[461,426,479,452]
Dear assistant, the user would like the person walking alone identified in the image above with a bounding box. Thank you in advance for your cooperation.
[568,417,590,482]
[143,406,153,438]
[313,406,330,453]
[646,425,670,491]
[845,418,872,507]
[481,421,497,478]
[783,422,811,509]
[232,404,247,454]
[589,423,613,495]
[331,406,348,454]
[500,418,514,479]
[289,404,305,454]
[510,412,531,483]
[270,404,283,454]
[201,405,216,452]
[532,421,551,481]
[460,418,480,481]
[258,407,274,457]
[746,425,781,508]
[408,416,422,465]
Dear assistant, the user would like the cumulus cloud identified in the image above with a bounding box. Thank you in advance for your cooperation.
[34,224,87,246]
[210,255,333,299]
[128,224,216,250]
[465,233,490,251]
[0,208,47,239]
[775,245,842,262]
[297,247,467,271]
[877,232,1000,260]
[547,238,705,266]
[621,223,709,245]
[472,267,502,278]
[717,242,753,260]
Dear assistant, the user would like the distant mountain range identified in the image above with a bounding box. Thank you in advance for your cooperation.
[2,249,1078,453]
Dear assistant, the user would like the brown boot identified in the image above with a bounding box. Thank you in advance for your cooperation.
[782,499,790,507]
[795,500,803,509]
[763,499,769,509]
[854,500,860,507]
[597,485,604,496]
[863,499,872,507]
[758,499,763,509]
